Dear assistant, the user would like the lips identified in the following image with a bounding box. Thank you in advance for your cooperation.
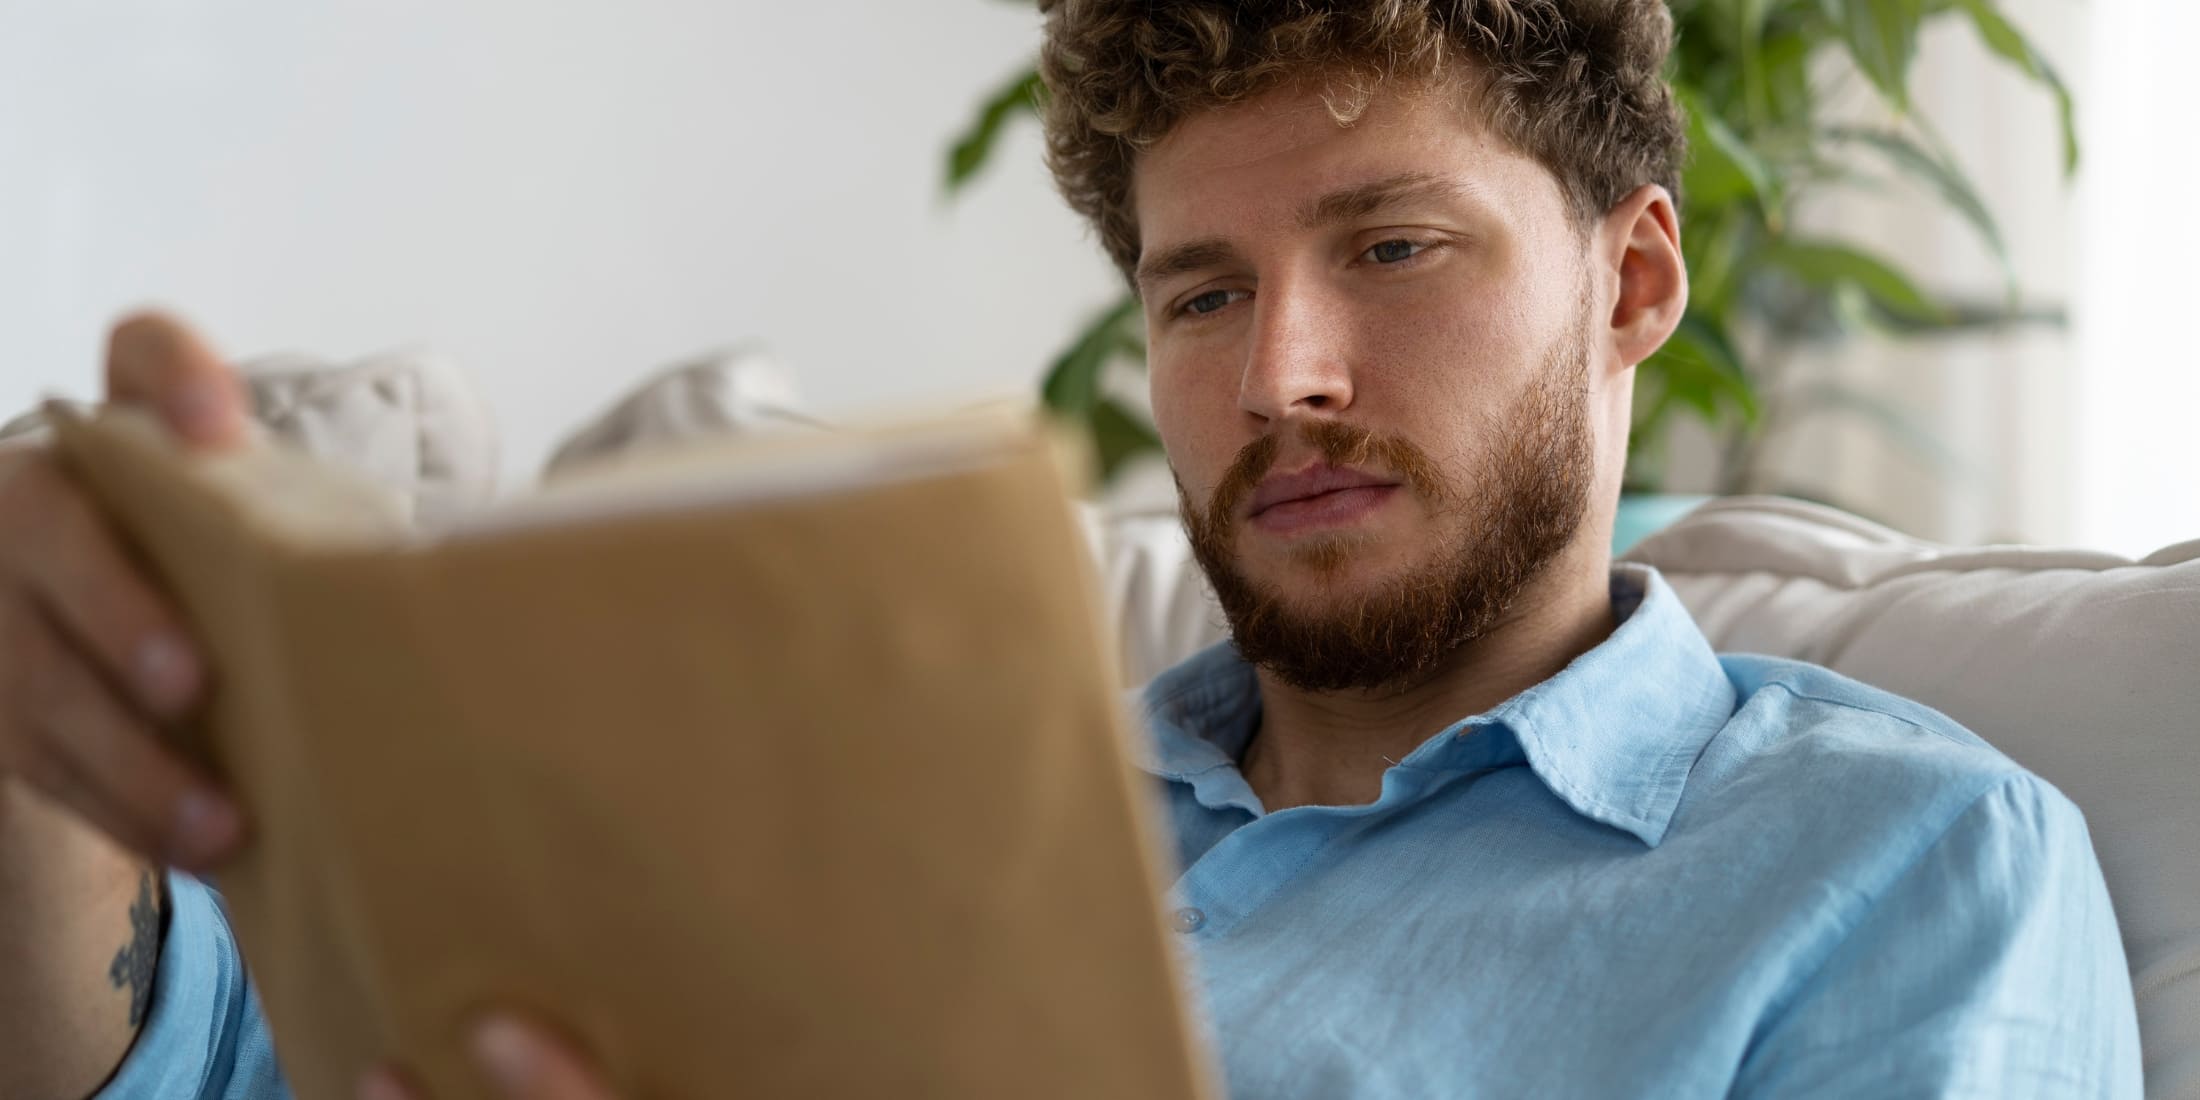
[1247,463,1401,519]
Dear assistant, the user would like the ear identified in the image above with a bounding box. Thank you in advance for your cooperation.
[1597,184,1687,370]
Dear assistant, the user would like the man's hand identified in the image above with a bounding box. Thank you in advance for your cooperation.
[0,311,252,868]
[357,1015,626,1100]
[0,311,254,1100]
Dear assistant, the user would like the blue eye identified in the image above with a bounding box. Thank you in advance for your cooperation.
[1185,289,1236,315]
[1366,239,1424,264]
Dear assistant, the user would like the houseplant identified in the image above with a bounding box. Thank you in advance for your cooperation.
[946,0,2076,544]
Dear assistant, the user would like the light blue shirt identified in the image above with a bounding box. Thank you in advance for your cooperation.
[1137,564,2141,1097]
[102,564,2141,1098]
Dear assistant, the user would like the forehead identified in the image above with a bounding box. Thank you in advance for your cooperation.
[1130,78,1566,252]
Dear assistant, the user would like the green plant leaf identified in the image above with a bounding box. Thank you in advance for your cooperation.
[1086,396,1163,484]
[1682,205,1756,317]
[1040,295,1142,416]
[1825,125,2013,292]
[1821,0,1924,111]
[1755,23,1817,123]
[1868,295,2066,335]
[1758,238,1948,322]
[944,68,1043,196]
[1645,312,1762,425]
[1623,383,1678,492]
[1678,83,1783,226]
[1110,326,1148,362]
[1952,0,2079,175]
[1735,0,1776,131]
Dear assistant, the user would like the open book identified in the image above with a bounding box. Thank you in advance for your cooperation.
[49,403,1217,1100]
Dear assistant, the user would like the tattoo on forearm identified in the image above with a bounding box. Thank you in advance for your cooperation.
[108,871,161,1027]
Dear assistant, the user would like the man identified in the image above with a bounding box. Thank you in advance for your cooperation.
[0,1,2144,1097]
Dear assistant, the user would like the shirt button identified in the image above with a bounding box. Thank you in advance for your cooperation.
[1171,906,1206,933]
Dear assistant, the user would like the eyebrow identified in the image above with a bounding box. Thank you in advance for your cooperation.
[1133,172,1478,294]
[1134,237,1242,295]
[1296,171,1475,230]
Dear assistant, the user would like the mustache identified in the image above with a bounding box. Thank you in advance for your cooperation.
[1204,420,1451,525]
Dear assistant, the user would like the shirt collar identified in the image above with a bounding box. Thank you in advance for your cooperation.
[1134,563,1736,847]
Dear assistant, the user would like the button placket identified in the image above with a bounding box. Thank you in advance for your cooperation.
[1168,807,1358,939]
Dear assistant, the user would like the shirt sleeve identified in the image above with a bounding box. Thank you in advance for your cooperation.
[94,871,290,1100]
[1733,775,2144,1099]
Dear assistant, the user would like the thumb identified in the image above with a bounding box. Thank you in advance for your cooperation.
[103,310,249,450]
[471,1014,623,1100]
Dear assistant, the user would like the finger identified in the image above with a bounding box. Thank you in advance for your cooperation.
[4,455,206,718]
[5,735,169,862]
[471,1014,622,1100]
[103,311,248,449]
[23,620,242,868]
[356,1065,427,1100]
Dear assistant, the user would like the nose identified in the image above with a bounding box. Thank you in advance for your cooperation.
[1237,280,1354,423]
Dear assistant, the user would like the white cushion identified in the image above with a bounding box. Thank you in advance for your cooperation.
[233,351,499,529]
[1,350,500,530]
[1082,505,1229,688]
[541,347,817,482]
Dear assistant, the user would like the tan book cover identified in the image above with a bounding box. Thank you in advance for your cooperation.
[49,403,1217,1100]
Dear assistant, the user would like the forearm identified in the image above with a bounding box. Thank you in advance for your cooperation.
[0,779,163,1100]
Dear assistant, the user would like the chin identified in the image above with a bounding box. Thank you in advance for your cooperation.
[1243,533,1419,594]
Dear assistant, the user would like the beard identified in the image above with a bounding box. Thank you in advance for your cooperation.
[1177,322,1596,695]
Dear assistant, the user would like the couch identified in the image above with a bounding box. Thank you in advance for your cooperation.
[14,351,2194,1097]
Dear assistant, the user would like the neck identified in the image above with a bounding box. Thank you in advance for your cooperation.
[1240,540,1617,811]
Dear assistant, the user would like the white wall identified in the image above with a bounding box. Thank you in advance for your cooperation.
[2073,0,2200,558]
[0,1,1123,488]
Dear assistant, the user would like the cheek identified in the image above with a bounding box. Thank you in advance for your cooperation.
[1149,352,1237,487]
[1354,292,1526,422]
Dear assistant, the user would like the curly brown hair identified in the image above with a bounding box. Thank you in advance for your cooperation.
[1037,0,1687,284]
